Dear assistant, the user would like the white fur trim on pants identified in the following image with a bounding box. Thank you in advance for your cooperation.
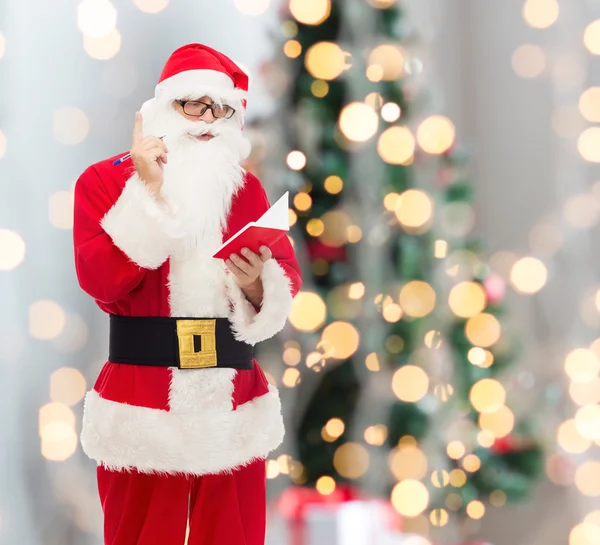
[101,174,183,270]
[80,386,284,476]
[226,259,294,345]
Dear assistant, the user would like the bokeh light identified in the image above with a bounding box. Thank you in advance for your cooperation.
[282,368,301,387]
[77,0,117,38]
[333,442,369,478]
[565,349,600,383]
[41,422,78,461]
[234,0,270,16]
[466,500,485,520]
[367,0,397,8]
[53,107,90,146]
[569,523,600,545]
[435,240,448,258]
[133,0,169,13]
[365,352,381,372]
[0,129,6,159]
[430,508,449,527]
[294,192,312,211]
[584,20,600,55]
[266,460,280,479]
[399,280,436,317]
[448,282,487,318]
[490,490,507,507]
[575,405,600,440]
[392,365,429,402]
[431,469,450,488]
[29,300,66,340]
[417,115,456,154]
[305,42,348,80]
[579,128,600,162]
[424,329,443,349]
[289,0,331,25]
[50,368,87,407]
[446,440,465,460]
[364,425,387,445]
[368,44,405,81]
[381,102,401,122]
[321,322,359,359]
[0,229,26,271]
[320,210,351,247]
[391,480,429,516]
[316,475,336,495]
[575,461,600,496]
[284,39,302,59]
[570,378,600,406]
[522,0,559,29]
[339,103,379,142]
[0,32,5,59]
[83,28,121,59]
[510,257,548,294]
[324,418,345,441]
[512,44,545,78]
[287,150,307,170]
[378,127,415,164]
[395,190,434,230]
[324,175,343,194]
[289,291,326,332]
[470,379,506,413]
[468,347,494,368]
[579,88,600,122]
[479,405,515,438]
[462,454,482,472]
[557,419,592,454]
[465,313,501,347]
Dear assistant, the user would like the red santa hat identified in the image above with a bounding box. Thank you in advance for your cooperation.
[152,43,249,108]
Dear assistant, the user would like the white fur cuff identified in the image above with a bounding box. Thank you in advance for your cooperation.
[101,174,182,269]
[226,259,294,345]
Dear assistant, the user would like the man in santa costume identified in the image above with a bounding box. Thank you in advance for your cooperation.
[73,43,301,545]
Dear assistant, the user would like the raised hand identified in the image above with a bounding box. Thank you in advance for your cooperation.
[130,111,168,197]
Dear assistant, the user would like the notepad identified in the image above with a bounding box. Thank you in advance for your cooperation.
[213,192,290,259]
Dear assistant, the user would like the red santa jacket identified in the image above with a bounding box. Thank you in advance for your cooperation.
[73,155,302,476]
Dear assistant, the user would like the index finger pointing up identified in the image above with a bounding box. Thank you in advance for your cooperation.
[132,111,143,145]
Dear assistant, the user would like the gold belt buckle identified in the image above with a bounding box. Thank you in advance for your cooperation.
[176,319,218,369]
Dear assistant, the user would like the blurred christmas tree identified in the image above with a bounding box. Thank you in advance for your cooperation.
[253,0,544,533]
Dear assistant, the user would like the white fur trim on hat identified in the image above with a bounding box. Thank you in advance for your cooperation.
[225,259,294,345]
[155,69,247,106]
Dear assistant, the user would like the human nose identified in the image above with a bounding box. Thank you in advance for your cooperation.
[200,108,217,124]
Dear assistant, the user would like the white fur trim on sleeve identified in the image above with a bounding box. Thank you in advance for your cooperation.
[226,259,294,345]
[101,174,182,269]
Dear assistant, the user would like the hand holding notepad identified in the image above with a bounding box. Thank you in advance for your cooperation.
[213,192,290,259]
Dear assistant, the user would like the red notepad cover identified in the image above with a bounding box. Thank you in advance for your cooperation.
[212,191,290,260]
[213,225,288,259]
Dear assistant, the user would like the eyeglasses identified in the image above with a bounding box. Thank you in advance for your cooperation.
[176,100,236,120]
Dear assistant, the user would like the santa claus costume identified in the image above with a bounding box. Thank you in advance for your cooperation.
[73,44,301,545]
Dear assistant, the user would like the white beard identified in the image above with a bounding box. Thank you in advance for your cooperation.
[140,100,251,253]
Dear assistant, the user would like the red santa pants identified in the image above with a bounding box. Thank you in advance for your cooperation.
[97,459,266,545]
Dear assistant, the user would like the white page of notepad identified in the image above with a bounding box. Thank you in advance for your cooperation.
[254,191,289,230]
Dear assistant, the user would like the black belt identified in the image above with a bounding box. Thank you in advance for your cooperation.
[108,315,254,370]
